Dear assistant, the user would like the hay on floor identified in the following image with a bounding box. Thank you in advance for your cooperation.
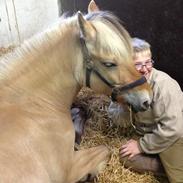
[75,88,168,183]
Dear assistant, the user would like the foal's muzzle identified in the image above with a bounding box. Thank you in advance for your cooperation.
[111,90,151,112]
[111,76,151,112]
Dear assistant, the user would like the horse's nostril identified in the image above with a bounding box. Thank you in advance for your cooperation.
[143,101,150,109]
[111,92,117,102]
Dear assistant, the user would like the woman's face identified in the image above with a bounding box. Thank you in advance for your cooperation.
[133,50,153,80]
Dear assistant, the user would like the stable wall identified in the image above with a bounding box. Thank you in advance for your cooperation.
[0,0,59,47]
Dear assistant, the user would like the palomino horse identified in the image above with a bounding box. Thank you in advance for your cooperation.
[0,2,152,183]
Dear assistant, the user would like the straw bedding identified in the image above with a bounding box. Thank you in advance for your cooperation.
[75,88,168,183]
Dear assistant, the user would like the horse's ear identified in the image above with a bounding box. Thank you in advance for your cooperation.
[88,0,100,13]
[77,11,96,41]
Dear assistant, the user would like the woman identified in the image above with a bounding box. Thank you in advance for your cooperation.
[109,38,183,183]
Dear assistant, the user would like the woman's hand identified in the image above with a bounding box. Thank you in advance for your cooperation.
[119,139,142,159]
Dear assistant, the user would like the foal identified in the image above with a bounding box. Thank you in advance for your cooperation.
[0,6,152,183]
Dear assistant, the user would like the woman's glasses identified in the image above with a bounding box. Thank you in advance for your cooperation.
[135,59,154,70]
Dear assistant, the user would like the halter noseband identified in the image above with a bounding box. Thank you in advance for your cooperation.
[80,36,147,92]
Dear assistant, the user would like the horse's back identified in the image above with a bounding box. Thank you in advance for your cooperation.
[0,102,74,182]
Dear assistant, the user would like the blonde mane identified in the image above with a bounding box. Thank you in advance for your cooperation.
[0,15,81,106]
[0,16,75,79]
[86,12,133,60]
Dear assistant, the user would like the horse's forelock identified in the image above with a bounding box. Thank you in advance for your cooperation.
[85,11,132,59]
[86,12,131,42]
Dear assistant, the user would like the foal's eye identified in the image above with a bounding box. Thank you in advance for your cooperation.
[101,62,117,68]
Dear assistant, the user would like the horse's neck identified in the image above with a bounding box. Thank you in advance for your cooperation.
[1,20,83,109]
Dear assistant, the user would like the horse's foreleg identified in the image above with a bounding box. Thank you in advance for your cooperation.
[69,145,110,183]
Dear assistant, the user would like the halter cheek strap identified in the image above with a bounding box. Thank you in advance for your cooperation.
[80,36,115,88]
[86,66,115,88]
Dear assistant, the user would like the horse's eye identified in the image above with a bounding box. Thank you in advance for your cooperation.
[102,62,117,68]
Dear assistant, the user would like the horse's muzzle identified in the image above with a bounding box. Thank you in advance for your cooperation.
[111,91,117,102]
[111,89,151,112]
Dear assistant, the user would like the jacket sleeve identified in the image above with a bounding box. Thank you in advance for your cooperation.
[139,80,183,154]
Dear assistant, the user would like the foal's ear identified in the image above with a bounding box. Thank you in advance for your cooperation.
[77,11,96,41]
[88,0,100,13]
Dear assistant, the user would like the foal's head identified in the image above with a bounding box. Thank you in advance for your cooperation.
[77,10,152,111]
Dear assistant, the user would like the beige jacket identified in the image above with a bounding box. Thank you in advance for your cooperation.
[108,68,183,154]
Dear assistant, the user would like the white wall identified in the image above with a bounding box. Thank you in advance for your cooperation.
[0,0,59,47]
